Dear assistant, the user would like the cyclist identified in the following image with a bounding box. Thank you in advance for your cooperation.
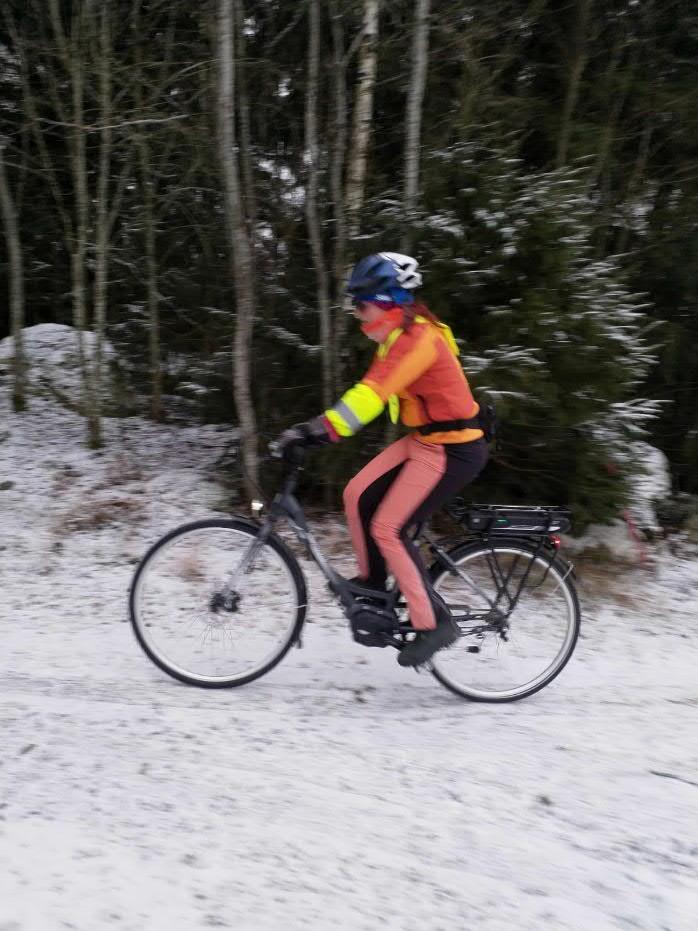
[274,252,488,667]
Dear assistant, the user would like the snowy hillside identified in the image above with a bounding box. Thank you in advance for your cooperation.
[1,334,697,931]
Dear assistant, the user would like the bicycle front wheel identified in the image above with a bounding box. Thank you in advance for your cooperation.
[129,518,306,688]
[430,539,580,702]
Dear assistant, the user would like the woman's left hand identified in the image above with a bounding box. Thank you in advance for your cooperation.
[270,416,331,458]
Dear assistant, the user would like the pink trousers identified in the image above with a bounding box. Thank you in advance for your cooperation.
[343,435,488,630]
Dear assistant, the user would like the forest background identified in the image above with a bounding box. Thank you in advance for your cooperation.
[1,0,697,530]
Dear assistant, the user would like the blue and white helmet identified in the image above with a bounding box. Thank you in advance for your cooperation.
[347,252,423,304]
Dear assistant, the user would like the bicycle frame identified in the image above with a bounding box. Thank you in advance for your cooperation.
[254,455,402,618]
[233,451,537,627]
[223,449,574,646]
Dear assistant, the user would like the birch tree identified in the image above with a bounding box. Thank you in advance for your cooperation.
[217,0,259,497]
[236,0,258,241]
[344,0,379,250]
[402,0,430,252]
[335,0,379,386]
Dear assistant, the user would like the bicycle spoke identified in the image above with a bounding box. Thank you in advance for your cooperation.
[131,521,304,686]
[432,542,579,701]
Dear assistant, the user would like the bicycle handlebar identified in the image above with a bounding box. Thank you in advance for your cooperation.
[267,440,307,499]
[268,439,307,466]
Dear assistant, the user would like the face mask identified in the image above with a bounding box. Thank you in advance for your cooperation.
[360,307,404,342]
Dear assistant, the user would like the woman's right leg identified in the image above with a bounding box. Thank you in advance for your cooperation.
[342,436,411,587]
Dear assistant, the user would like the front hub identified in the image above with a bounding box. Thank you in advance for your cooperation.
[209,590,240,614]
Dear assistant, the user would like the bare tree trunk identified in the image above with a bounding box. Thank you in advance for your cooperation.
[138,136,163,422]
[0,145,26,411]
[217,0,259,498]
[402,0,430,252]
[555,0,592,169]
[335,0,379,386]
[344,0,379,243]
[329,1,348,395]
[236,0,258,240]
[133,22,163,424]
[305,0,332,410]
[93,5,112,433]
[48,0,100,446]
[382,0,429,447]
[70,6,100,447]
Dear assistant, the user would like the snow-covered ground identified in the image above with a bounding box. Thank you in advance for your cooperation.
[1,336,697,930]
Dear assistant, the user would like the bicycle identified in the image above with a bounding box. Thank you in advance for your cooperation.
[129,446,581,702]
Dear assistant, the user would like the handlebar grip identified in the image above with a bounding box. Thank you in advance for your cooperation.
[268,439,307,466]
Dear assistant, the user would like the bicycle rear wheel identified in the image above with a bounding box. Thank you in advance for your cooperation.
[129,518,306,688]
[430,538,580,702]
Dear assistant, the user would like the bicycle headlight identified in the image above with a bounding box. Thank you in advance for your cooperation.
[251,499,264,516]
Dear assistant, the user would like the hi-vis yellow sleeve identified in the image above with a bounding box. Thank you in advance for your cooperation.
[325,383,385,437]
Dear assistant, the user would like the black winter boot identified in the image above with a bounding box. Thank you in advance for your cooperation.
[397,597,460,668]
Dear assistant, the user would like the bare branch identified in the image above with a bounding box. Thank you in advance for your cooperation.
[34,115,190,132]
[265,2,307,52]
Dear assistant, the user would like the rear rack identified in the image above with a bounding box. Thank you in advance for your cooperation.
[446,501,572,535]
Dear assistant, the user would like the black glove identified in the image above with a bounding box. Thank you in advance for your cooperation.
[270,416,331,458]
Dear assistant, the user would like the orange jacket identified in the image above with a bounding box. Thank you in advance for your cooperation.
[325,318,483,444]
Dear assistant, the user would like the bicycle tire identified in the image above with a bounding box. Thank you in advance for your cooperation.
[429,537,581,702]
[129,517,307,688]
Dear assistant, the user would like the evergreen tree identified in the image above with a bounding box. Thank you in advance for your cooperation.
[363,143,661,525]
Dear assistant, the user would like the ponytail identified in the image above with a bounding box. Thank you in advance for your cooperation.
[402,302,441,331]
[402,302,460,357]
